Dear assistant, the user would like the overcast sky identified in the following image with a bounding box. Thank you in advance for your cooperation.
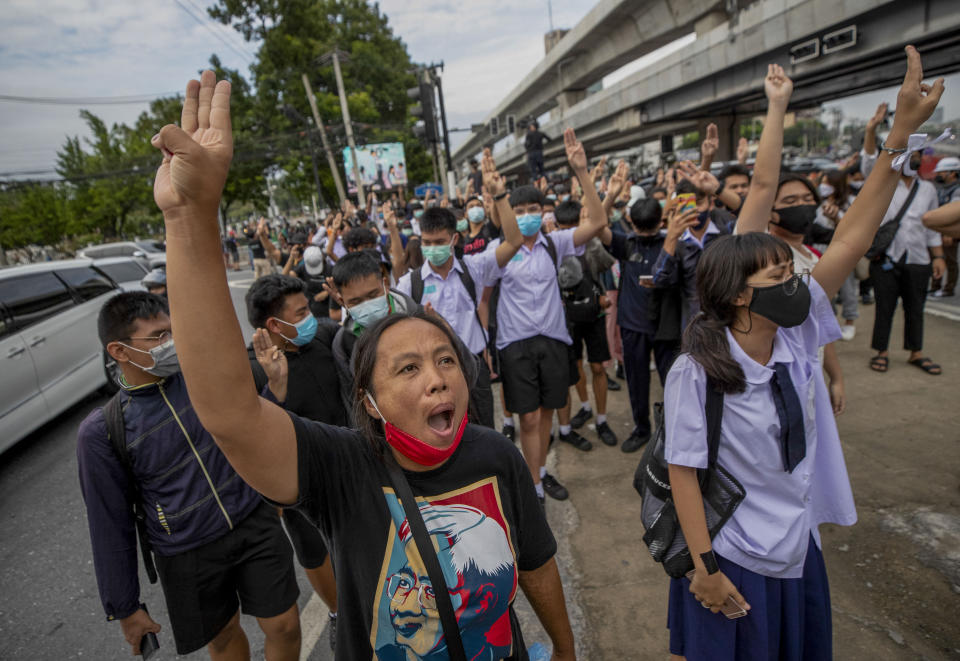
[1,0,957,178]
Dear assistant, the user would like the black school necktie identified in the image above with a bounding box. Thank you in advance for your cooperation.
[770,363,806,472]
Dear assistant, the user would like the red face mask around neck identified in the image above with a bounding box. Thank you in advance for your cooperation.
[366,393,467,466]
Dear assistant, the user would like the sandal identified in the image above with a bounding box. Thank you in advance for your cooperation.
[908,357,942,375]
[869,356,888,372]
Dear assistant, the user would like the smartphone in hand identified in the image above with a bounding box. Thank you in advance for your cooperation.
[676,193,697,215]
[140,632,159,661]
[685,569,748,619]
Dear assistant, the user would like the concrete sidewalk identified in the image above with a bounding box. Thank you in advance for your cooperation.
[546,306,960,660]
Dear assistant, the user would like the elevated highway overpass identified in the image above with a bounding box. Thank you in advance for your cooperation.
[453,0,960,179]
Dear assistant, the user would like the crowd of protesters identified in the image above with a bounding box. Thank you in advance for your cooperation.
[73,45,955,661]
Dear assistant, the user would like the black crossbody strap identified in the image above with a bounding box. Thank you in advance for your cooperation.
[103,394,158,584]
[542,234,559,276]
[411,268,425,304]
[698,377,725,491]
[455,258,488,345]
[888,180,920,237]
[385,458,467,661]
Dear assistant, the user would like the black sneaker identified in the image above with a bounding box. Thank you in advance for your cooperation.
[328,613,337,652]
[606,376,622,391]
[597,421,618,446]
[559,429,593,451]
[570,407,592,429]
[541,473,569,500]
[501,424,515,441]
[621,432,650,453]
[861,293,874,305]
[615,363,625,380]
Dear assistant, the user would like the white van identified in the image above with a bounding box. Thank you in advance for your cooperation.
[0,260,121,454]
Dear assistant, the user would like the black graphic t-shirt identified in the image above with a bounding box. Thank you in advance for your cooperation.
[282,414,556,660]
[463,221,500,256]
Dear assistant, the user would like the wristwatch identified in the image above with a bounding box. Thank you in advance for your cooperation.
[493,191,508,201]
[700,550,720,575]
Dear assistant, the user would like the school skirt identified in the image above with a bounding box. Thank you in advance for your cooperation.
[667,535,832,661]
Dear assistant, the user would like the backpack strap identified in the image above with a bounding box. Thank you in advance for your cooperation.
[542,233,559,276]
[410,268,424,304]
[103,393,158,584]
[454,258,489,345]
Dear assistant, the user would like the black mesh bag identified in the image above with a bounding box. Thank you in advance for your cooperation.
[633,379,746,578]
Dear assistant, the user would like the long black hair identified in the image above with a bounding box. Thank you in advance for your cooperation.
[682,233,793,394]
[351,310,477,451]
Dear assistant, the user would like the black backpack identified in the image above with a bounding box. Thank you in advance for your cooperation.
[410,257,488,344]
[559,254,603,324]
[103,394,158,584]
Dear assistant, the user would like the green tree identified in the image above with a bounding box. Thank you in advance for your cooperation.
[209,0,434,201]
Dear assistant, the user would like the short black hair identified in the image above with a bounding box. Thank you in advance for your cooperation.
[719,164,752,182]
[288,229,308,245]
[420,207,457,234]
[554,200,581,226]
[676,179,706,199]
[343,227,379,251]
[332,250,382,289]
[629,198,662,231]
[97,291,169,348]
[245,274,305,329]
[777,173,821,205]
[650,186,667,197]
[509,185,544,207]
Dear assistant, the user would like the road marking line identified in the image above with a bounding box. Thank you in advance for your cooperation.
[298,593,330,661]
[229,277,256,289]
[925,306,960,322]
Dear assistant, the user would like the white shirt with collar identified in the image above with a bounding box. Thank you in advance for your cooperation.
[396,250,502,355]
[664,278,856,579]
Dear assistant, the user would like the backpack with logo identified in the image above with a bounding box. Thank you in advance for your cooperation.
[558,254,602,324]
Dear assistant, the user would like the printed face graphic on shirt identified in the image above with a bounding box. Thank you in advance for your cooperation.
[372,478,517,660]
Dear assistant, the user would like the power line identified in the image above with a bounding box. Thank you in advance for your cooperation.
[0,93,179,106]
[172,0,254,65]
[181,0,253,57]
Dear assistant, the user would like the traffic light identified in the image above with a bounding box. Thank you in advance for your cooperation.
[408,81,438,143]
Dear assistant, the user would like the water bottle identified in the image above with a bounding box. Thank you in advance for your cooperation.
[527,642,551,661]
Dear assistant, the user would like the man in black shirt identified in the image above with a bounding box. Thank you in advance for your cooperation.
[524,121,550,180]
[245,274,344,649]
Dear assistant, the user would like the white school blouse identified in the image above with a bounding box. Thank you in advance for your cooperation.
[664,278,857,578]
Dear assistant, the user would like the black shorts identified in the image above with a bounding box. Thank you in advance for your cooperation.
[282,507,329,569]
[499,335,571,414]
[154,502,299,654]
[569,317,611,365]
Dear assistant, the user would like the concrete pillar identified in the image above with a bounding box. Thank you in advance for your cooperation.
[697,115,737,163]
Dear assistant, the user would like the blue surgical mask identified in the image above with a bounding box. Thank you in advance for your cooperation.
[545,194,557,202]
[456,219,468,232]
[273,314,318,346]
[348,291,390,328]
[413,210,424,219]
[401,228,414,237]
[467,206,485,223]
[516,213,543,237]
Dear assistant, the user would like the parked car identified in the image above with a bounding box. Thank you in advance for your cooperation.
[0,260,122,454]
[77,240,165,269]
[91,256,150,291]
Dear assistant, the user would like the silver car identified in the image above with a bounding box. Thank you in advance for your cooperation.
[77,240,166,269]
[91,257,150,291]
[0,260,121,454]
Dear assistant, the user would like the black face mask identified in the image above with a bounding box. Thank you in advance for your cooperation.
[935,174,948,185]
[692,210,710,231]
[749,275,811,328]
[909,156,922,172]
[772,204,817,235]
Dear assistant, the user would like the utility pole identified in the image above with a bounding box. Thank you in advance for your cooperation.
[323,49,366,208]
[301,73,346,206]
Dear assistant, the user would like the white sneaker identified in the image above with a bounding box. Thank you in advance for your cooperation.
[931,289,944,298]
[840,325,856,341]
